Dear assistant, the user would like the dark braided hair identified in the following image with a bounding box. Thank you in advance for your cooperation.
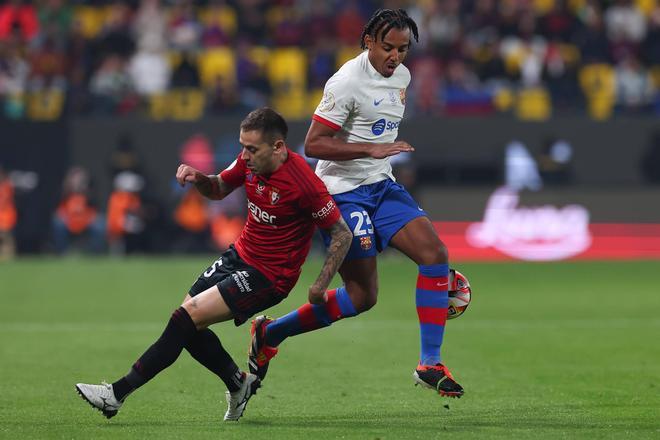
[360,8,419,50]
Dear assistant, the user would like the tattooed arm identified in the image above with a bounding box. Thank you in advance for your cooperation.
[308,216,352,304]
[175,164,234,200]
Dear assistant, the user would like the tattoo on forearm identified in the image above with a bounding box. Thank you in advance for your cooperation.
[313,218,352,291]
[209,175,220,196]
[198,175,229,200]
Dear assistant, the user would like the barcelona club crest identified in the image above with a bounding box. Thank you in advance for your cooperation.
[269,187,280,205]
[359,236,372,250]
[399,88,406,105]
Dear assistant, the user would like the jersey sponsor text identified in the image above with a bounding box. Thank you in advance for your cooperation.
[247,199,276,224]
[311,200,336,220]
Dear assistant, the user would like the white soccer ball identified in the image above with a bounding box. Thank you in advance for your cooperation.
[447,269,472,320]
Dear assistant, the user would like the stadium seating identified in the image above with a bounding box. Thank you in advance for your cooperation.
[199,47,236,89]
[150,89,206,121]
[267,48,307,118]
[515,87,552,121]
[72,6,106,39]
[579,64,616,120]
[197,5,237,37]
[26,90,65,120]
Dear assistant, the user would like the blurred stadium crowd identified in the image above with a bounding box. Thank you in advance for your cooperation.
[1,0,659,121]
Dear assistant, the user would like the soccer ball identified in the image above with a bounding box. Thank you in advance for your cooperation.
[447,269,471,320]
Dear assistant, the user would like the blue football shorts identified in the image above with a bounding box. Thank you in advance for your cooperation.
[320,179,427,261]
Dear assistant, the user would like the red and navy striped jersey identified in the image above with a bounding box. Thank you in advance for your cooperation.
[220,149,340,295]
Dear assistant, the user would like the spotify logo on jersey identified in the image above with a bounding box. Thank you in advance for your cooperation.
[371,119,386,135]
[371,118,400,136]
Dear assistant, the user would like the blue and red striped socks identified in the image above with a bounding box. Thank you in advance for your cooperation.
[416,263,449,366]
[264,287,357,347]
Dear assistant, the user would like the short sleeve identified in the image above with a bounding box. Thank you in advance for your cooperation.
[312,73,354,131]
[219,154,246,187]
[297,166,341,229]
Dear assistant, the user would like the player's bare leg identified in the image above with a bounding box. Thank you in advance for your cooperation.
[181,286,233,329]
[390,216,464,398]
[338,256,379,312]
[248,258,375,381]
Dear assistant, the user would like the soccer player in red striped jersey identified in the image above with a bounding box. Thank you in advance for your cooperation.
[248,9,464,399]
[75,108,351,422]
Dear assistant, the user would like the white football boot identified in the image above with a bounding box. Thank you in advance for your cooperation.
[75,382,123,419]
[223,373,260,421]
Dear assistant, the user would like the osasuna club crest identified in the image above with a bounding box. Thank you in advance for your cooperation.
[269,187,280,204]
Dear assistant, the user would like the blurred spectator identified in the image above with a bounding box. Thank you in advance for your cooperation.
[615,54,655,113]
[65,20,93,114]
[0,166,17,260]
[465,0,500,38]
[206,73,241,114]
[505,140,542,191]
[573,2,611,64]
[96,1,135,59]
[107,133,166,253]
[542,39,580,108]
[28,34,67,92]
[235,0,267,45]
[109,133,143,178]
[133,0,167,54]
[127,47,170,96]
[537,137,574,185]
[605,0,647,44]
[170,51,200,89]
[107,170,147,255]
[605,0,647,62]
[306,2,334,47]
[0,0,39,42]
[36,0,72,49]
[335,0,365,46]
[168,0,202,51]
[52,166,105,254]
[88,54,134,114]
[0,36,29,118]
[408,56,441,114]
[201,19,232,48]
[272,7,305,47]
[307,39,336,89]
[441,58,493,116]
[538,0,578,43]
[235,40,271,108]
[171,134,214,253]
[1,0,659,119]
[427,0,463,56]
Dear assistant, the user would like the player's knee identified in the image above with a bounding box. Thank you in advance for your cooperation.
[359,294,377,312]
[346,286,378,313]
[181,301,207,330]
[417,240,449,265]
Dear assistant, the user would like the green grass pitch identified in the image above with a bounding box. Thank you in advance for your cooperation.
[1,256,658,439]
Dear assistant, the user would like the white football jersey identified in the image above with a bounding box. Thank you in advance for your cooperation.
[312,51,410,195]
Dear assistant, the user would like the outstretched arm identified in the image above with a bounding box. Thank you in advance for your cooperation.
[175,164,235,200]
[308,216,352,304]
[304,120,414,161]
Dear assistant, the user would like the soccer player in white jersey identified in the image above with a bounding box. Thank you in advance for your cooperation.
[247,9,464,398]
